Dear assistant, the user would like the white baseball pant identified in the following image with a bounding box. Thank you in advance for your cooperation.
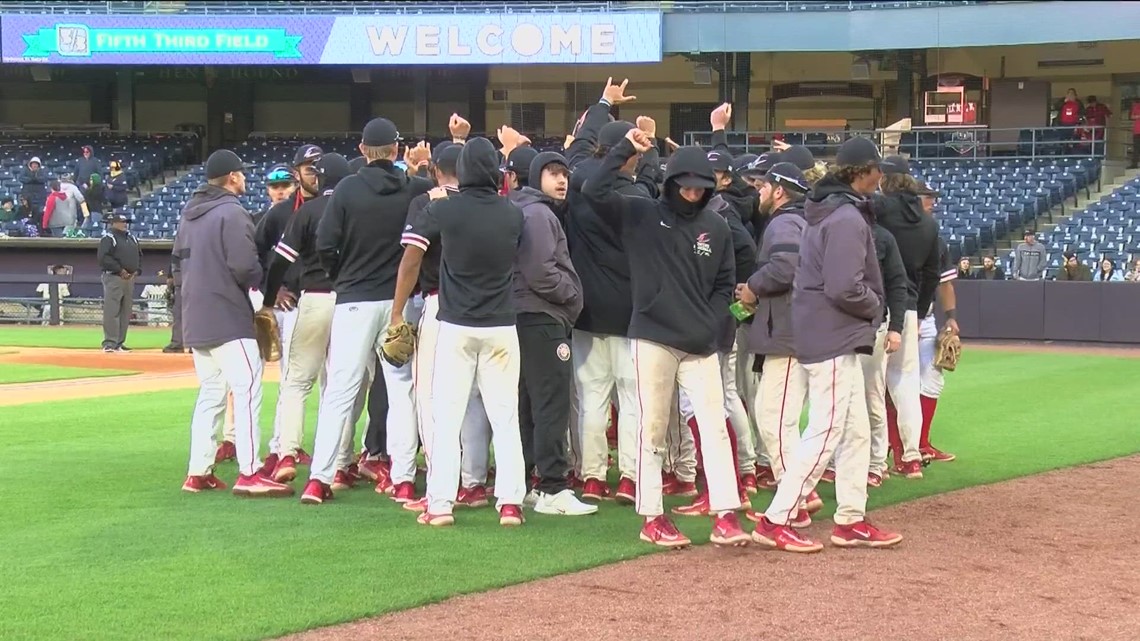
[416,293,493,485]
[308,300,419,486]
[633,339,738,518]
[918,314,942,398]
[187,339,264,477]
[883,311,923,463]
[752,354,808,483]
[733,327,764,465]
[573,330,638,482]
[720,342,755,475]
[268,297,318,457]
[663,384,697,482]
[764,354,871,527]
[426,321,527,515]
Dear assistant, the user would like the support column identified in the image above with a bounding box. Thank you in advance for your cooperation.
[895,52,914,123]
[412,69,428,136]
[733,52,751,131]
[468,66,489,136]
[350,80,372,133]
[115,69,134,133]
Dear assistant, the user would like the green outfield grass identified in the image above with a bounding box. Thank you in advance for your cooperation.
[0,326,172,349]
[0,363,137,384]
[2,350,1138,641]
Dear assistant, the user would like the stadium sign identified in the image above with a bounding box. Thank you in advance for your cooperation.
[0,14,662,65]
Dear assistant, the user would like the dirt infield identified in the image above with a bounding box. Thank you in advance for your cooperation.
[280,456,1140,641]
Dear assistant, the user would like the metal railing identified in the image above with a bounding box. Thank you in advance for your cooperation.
[0,0,989,15]
[682,125,1109,160]
[0,273,168,326]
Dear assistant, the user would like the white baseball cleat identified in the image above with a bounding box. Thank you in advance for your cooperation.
[523,489,541,507]
[533,489,599,516]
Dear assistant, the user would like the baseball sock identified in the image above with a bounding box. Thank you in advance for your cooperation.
[885,396,903,466]
[919,395,938,451]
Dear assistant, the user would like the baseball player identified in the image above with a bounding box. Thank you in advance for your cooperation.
[562,79,660,503]
[176,149,290,497]
[915,183,959,462]
[299,119,432,505]
[583,128,748,549]
[734,163,811,493]
[871,156,944,479]
[262,153,356,487]
[389,136,528,528]
[751,138,902,552]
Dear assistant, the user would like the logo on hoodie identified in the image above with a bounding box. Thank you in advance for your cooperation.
[693,232,712,257]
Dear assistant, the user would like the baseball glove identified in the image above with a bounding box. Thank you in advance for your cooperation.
[253,307,281,363]
[934,327,961,372]
[381,321,417,367]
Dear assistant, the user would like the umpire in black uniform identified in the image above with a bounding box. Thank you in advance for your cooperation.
[97,211,142,352]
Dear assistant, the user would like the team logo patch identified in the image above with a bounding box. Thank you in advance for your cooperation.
[556,342,571,362]
[694,232,712,257]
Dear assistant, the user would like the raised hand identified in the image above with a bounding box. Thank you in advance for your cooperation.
[636,115,657,139]
[625,128,652,153]
[602,77,637,105]
[710,103,732,130]
[664,137,681,152]
[404,141,431,170]
[563,134,575,150]
[448,113,471,141]
[497,125,521,153]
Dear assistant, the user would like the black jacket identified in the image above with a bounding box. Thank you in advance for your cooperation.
[583,140,735,356]
[871,192,941,318]
[315,160,432,304]
[98,228,142,274]
[710,129,761,241]
[871,223,909,333]
[264,190,340,304]
[709,193,757,352]
[255,195,309,295]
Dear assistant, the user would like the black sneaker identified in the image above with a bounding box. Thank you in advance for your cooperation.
[116,345,132,353]
[102,346,115,353]
[162,345,184,354]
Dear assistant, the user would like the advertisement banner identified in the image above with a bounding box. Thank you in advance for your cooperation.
[0,13,662,65]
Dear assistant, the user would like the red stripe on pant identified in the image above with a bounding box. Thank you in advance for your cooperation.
[686,416,743,497]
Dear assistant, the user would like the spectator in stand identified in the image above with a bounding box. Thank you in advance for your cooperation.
[0,198,16,223]
[1012,230,1048,280]
[956,257,972,280]
[107,160,130,211]
[1056,252,1092,281]
[75,146,103,191]
[1084,96,1111,144]
[1130,99,1140,169]
[19,156,48,221]
[42,181,68,237]
[1057,88,1084,153]
[1093,257,1124,282]
[1125,258,1140,282]
[43,174,89,236]
[975,255,1005,280]
[85,174,107,227]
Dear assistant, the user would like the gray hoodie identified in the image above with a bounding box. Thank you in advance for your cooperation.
[793,175,883,365]
[747,202,806,357]
[1012,241,1048,280]
[172,184,262,349]
[508,186,583,329]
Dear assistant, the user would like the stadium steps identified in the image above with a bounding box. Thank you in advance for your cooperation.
[990,160,1139,254]
[129,165,196,209]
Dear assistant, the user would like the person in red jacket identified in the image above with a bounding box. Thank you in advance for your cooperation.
[41,181,67,236]
[1058,88,1083,153]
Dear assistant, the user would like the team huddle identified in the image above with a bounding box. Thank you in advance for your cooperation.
[173,77,962,554]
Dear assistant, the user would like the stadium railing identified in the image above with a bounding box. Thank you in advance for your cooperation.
[0,0,988,15]
[0,273,169,327]
[682,125,1108,161]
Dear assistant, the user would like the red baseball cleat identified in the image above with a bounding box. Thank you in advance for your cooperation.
[499,504,525,526]
[789,508,812,529]
[615,477,636,505]
[922,447,956,463]
[403,497,428,513]
[300,479,333,504]
[181,474,228,493]
[233,473,293,498]
[671,492,709,517]
[739,487,751,509]
[214,440,236,464]
[710,512,750,547]
[741,473,758,495]
[639,515,691,549]
[820,469,836,484]
[867,471,884,488]
[566,471,585,491]
[803,490,824,514]
[755,464,776,489]
[751,516,823,553]
[417,510,455,527]
[273,455,297,483]
[581,478,612,501]
[374,474,394,495]
[663,475,698,497]
[331,469,356,491]
[390,481,415,503]
[357,458,387,483]
[744,509,764,524]
[296,448,312,465]
[831,520,903,548]
[894,460,924,479]
[457,485,489,508]
[258,453,279,479]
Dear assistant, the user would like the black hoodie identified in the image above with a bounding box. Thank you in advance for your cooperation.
[410,137,524,328]
[315,157,432,303]
[871,191,941,318]
[583,140,735,356]
[264,153,352,303]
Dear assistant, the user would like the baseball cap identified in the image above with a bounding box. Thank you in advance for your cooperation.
[781,145,817,171]
[292,144,323,167]
[314,153,351,184]
[706,150,732,173]
[738,152,781,178]
[107,211,131,223]
[504,147,538,180]
[762,162,810,194]
[205,149,254,180]
[731,153,758,173]
[881,154,911,176]
[834,136,881,167]
[673,173,717,189]
[265,165,293,184]
[1024,229,1037,237]
[362,118,401,146]
[433,144,462,176]
[599,121,635,149]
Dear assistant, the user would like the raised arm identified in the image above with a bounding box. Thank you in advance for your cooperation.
[581,129,654,230]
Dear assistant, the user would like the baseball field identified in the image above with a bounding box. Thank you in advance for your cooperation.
[2,326,1138,641]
